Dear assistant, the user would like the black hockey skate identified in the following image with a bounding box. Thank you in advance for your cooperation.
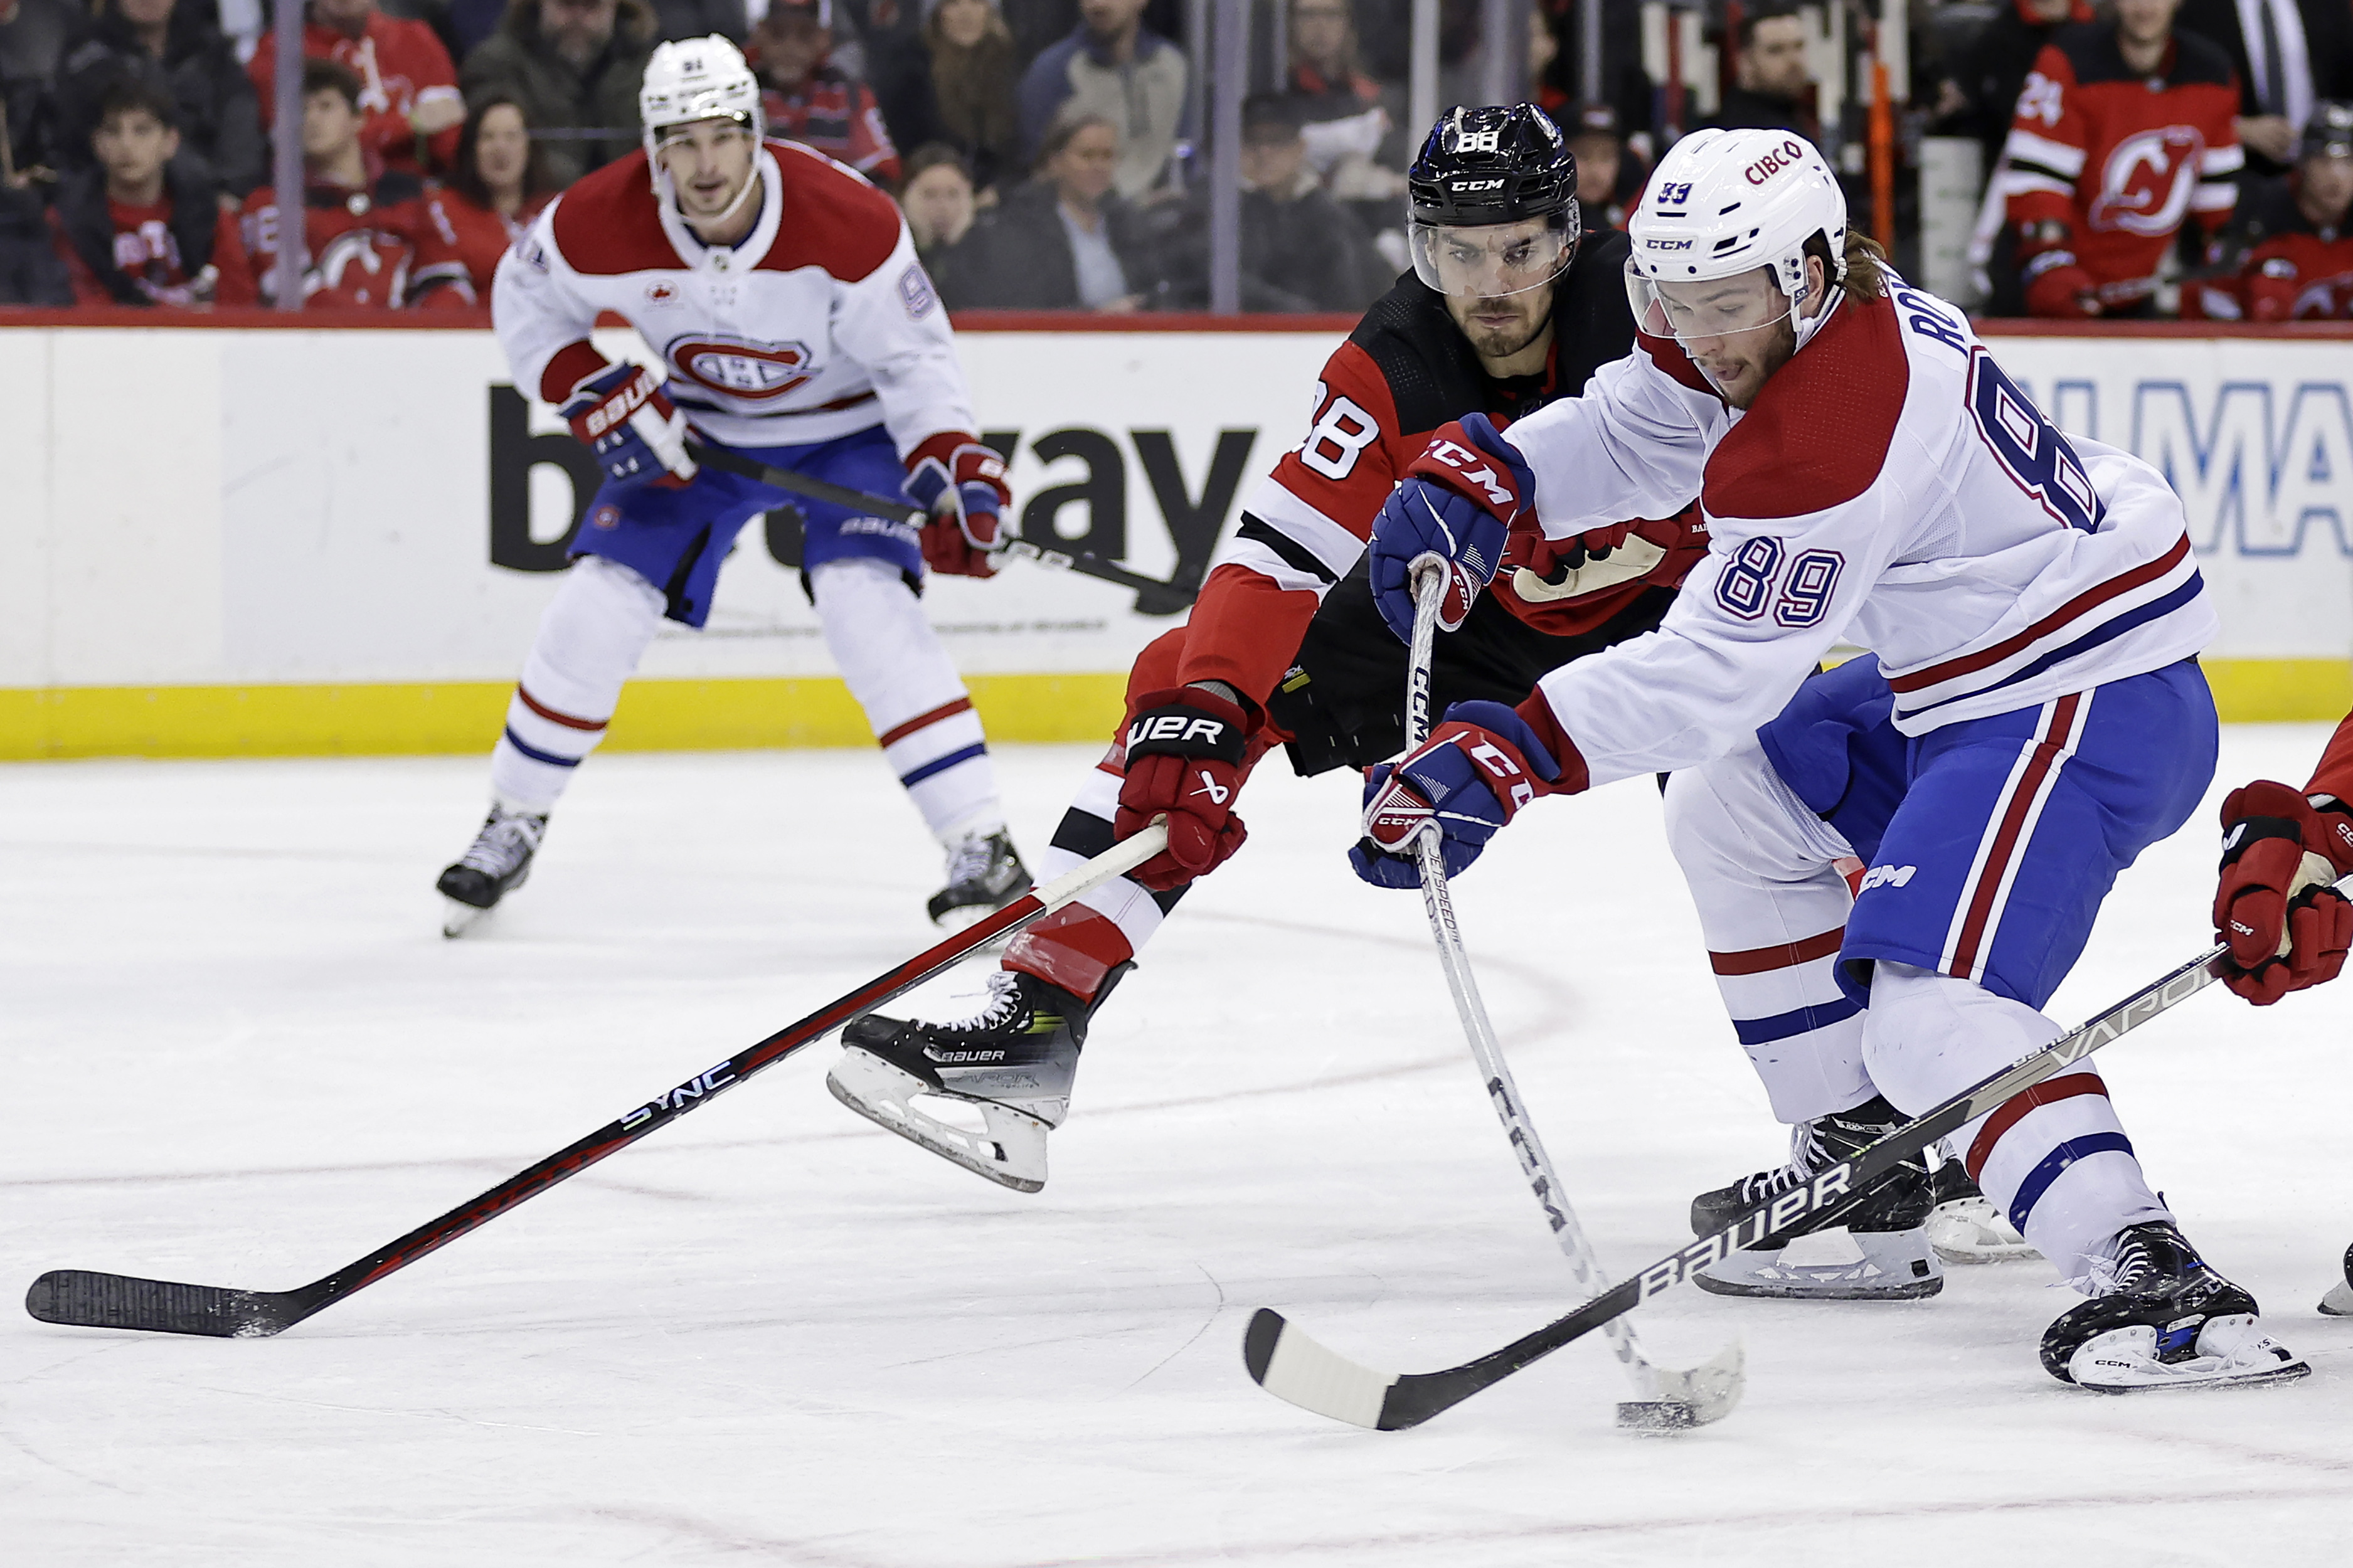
[927,829,1032,929]
[1689,1095,1943,1300]
[829,965,1124,1192]
[435,803,547,938]
[1925,1149,2038,1264]
[2041,1221,2307,1391]
[2320,1241,2353,1316]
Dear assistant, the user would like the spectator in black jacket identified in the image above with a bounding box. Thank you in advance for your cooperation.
[1159,93,1390,312]
[2177,0,2353,174]
[0,181,69,300]
[925,0,1021,191]
[1702,3,1824,147]
[49,0,266,197]
[1,0,79,178]
[939,109,1159,309]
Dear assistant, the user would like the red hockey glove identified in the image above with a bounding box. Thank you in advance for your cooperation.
[1502,516,1683,603]
[2018,224,2101,319]
[2212,780,2353,1004]
[1115,685,1255,890]
[906,434,1011,578]
[561,364,699,488]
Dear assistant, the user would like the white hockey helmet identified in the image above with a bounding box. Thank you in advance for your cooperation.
[1625,128,1848,352]
[640,34,763,156]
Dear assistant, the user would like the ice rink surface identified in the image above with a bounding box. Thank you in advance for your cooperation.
[5,729,2352,1565]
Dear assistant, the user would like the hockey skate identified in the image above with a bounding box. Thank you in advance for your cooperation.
[830,966,1118,1192]
[926,828,1032,930]
[2042,1221,2308,1391]
[1689,1096,1943,1300]
[2317,1241,2353,1316]
[435,803,547,938]
[1926,1150,2039,1264]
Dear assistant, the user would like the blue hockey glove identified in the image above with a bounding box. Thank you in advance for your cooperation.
[560,363,699,489]
[1369,415,1535,644]
[1349,700,1562,888]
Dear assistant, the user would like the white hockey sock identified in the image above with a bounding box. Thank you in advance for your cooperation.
[1663,738,1873,1123]
[1863,962,2169,1281]
[812,558,1002,844]
[487,556,663,812]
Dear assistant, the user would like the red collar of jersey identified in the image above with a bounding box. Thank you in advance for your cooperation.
[2011,0,2094,26]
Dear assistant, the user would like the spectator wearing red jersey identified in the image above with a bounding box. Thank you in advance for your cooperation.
[2001,0,2242,317]
[924,0,1021,192]
[249,0,465,179]
[50,77,255,306]
[420,95,555,306]
[753,0,900,184]
[241,58,464,308]
[458,0,656,190]
[2236,101,2353,317]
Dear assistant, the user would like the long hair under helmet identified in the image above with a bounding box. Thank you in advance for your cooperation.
[1624,127,1847,359]
[640,35,765,225]
[1406,103,1581,300]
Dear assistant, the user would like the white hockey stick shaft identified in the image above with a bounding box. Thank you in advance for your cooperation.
[1402,566,1676,1404]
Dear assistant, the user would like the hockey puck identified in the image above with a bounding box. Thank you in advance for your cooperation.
[1614,1401,1698,1431]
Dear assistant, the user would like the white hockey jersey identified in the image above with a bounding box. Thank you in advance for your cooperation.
[492,139,977,459]
[1501,279,2213,791]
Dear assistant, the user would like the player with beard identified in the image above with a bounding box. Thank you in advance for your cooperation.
[832,105,1709,1192]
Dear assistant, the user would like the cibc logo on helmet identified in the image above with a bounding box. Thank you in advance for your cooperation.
[1744,139,1811,186]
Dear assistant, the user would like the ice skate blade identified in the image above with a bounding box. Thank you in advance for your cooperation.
[1927,1197,2039,1264]
[827,1047,1049,1193]
[2318,1278,2353,1316]
[2068,1316,2311,1392]
[440,898,493,939]
[1695,1229,1944,1300]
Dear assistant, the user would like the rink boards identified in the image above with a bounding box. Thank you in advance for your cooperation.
[0,315,2347,757]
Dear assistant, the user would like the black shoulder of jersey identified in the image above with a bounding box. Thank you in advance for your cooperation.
[374,169,427,207]
[2049,21,2234,89]
[2165,28,2237,90]
[1345,226,1636,435]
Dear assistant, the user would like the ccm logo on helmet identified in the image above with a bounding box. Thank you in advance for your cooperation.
[666,334,815,401]
[1453,177,1506,191]
[1744,139,1811,185]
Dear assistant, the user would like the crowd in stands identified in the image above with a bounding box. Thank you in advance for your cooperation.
[0,0,2345,319]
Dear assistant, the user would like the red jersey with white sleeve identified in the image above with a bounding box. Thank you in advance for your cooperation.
[1497,279,2214,790]
[1185,238,1708,706]
[2307,713,2353,805]
[2000,24,2239,314]
[493,139,980,465]
[241,161,465,309]
[761,65,901,184]
[248,16,464,178]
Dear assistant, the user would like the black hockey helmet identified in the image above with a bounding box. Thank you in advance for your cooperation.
[2297,100,2353,162]
[1407,105,1581,299]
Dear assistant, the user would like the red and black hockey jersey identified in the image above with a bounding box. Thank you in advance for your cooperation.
[761,64,900,184]
[49,176,258,308]
[420,186,553,307]
[1187,228,1709,706]
[2240,218,2353,320]
[248,16,464,179]
[241,158,467,309]
[2002,23,2241,310]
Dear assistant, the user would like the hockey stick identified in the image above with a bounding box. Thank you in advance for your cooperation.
[1388,565,1742,1430]
[24,824,1170,1339]
[684,442,1198,614]
[1245,937,2229,1429]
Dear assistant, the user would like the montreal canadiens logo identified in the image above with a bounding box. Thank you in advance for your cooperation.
[665,334,816,402]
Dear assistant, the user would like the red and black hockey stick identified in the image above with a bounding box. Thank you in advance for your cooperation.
[684,442,1198,615]
[24,825,1169,1339]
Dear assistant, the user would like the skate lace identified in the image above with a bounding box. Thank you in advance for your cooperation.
[1736,1121,1829,1205]
[457,810,543,877]
[947,970,1028,1032]
[943,833,1000,889]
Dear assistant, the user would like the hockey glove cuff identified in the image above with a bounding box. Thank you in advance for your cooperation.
[1369,415,1532,644]
[561,364,699,489]
[908,433,1011,578]
[1115,686,1257,890]
[1350,700,1561,888]
[2213,780,2353,1004]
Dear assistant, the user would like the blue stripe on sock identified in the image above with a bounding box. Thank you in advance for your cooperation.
[502,726,583,769]
[900,742,987,788]
[2007,1131,2136,1231]
[1731,993,1863,1046]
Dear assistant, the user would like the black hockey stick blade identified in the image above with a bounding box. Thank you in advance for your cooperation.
[25,827,1170,1339]
[1245,944,2229,1430]
[684,441,1195,611]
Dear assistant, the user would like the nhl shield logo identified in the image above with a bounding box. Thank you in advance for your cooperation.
[665,334,817,402]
